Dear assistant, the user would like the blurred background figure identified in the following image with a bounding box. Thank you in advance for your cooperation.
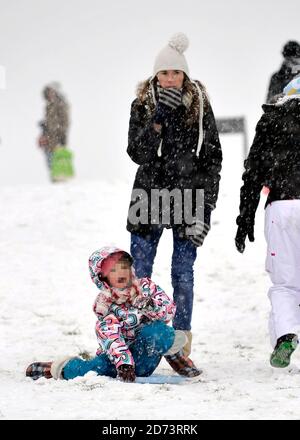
[38,82,71,181]
[266,40,300,103]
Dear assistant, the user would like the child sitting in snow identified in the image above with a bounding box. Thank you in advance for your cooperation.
[26,246,200,382]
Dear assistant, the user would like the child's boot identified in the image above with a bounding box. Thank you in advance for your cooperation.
[26,356,76,380]
[270,333,298,368]
[165,350,202,377]
[26,361,53,380]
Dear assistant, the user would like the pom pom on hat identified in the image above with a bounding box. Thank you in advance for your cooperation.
[169,33,189,54]
[153,32,190,78]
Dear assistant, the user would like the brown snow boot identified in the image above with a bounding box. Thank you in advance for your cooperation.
[26,356,75,380]
[165,351,202,377]
[26,361,53,380]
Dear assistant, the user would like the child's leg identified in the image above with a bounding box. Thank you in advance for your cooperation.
[131,321,175,377]
[130,228,163,278]
[62,354,116,380]
[265,201,300,345]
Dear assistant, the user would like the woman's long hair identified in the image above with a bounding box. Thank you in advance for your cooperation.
[136,74,209,125]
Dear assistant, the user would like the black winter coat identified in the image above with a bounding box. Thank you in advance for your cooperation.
[126,95,222,239]
[238,97,300,224]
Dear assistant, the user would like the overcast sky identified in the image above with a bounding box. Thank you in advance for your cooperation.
[0,0,299,185]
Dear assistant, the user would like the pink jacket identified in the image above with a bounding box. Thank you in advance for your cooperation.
[89,247,176,368]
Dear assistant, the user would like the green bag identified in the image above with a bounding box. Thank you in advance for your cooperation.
[51,147,74,182]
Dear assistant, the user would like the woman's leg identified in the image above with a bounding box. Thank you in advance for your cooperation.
[130,228,163,278]
[171,229,197,331]
[131,321,175,377]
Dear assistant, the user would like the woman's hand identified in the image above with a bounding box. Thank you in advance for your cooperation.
[157,85,182,109]
[153,86,183,125]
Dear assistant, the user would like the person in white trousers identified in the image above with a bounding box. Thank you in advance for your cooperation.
[235,75,300,368]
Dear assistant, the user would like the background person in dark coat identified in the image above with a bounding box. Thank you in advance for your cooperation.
[266,40,300,103]
[235,76,300,369]
[126,33,222,376]
[38,82,69,175]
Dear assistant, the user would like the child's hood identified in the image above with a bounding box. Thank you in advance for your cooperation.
[88,246,133,290]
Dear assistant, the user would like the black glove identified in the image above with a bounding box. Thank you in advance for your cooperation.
[153,86,182,125]
[117,364,136,382]
[235,215,255,253]
[188,206,211,247]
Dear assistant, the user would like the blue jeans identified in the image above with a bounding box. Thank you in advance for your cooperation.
[131,229,197,330]
[63,321,175,380]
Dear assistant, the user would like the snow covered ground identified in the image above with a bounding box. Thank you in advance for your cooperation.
[2,138,300,420]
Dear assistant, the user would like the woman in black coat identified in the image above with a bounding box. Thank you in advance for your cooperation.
[126,33,222,377]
